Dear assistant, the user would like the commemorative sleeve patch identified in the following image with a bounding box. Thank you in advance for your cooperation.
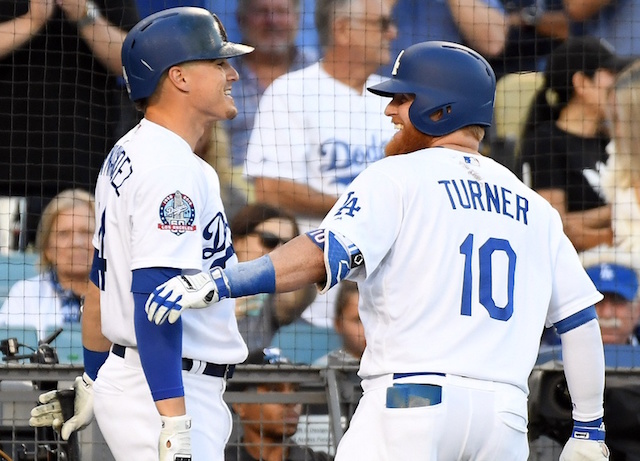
[157,190,197,235]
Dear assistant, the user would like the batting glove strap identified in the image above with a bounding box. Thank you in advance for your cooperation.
[208,267,230,300]
[572,419,606,441]
[159,415,192,461]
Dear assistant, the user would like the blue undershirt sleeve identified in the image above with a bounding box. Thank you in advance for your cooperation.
[132,267,183,401]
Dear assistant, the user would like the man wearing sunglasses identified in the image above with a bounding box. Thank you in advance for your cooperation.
[230,204,315,353]
[243,0,399,332]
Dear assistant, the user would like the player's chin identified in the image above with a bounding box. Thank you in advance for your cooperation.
[224,105,239,120]
[384,133,408,157]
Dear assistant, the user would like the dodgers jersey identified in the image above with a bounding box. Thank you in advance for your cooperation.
[320,148,603,393]
[244,62,396,327]
[93,119,247,364]
[244,61,395,232]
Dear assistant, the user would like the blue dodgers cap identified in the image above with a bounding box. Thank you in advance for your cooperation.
[586,263,639,301]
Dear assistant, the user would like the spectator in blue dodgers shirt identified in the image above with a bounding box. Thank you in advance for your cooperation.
[244,0,398,330]
[0,189,95,341]
[379,0,508,76]
[223,0,318,214]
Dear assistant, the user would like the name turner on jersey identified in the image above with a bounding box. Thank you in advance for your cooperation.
[438,178,529,224]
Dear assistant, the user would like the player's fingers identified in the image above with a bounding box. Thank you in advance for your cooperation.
[61,417,78,441]
[167,306,184,324]
[29,414,55,427]
[37,390,60,404]
[152,293,183,325]
[146,288,172,322]
[146,300,157,322]
[153,305,169,325]
[31,400,62,417]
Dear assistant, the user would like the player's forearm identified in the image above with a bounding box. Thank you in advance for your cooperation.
[82,282,111,352]
[269,235,326,292]
[155,397,187,417]
[562,0,611,21]
[254,177,338,218]
[559,319,605,422]
[223,237,323,296]
[447,0,507,57]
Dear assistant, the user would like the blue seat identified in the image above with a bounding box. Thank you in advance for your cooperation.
[45,324,83,365]
[0,250,39,300]
[270,319,342,365]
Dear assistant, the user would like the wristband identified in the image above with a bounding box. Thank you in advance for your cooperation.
[572,418,605,441]
[83,347,108,381]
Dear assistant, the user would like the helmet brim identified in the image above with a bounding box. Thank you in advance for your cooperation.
[367,78,416,98]
[217,42,255,59]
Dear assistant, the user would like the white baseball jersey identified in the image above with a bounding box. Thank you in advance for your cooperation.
[245,62,396,327]
[320,148,603,393]
[93,119,247,364]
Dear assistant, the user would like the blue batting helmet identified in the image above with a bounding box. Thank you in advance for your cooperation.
[122,7,254,102]
[368,41,496,136]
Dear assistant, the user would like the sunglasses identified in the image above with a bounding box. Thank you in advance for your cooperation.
[250,231,292,249]
[352,15,395,32]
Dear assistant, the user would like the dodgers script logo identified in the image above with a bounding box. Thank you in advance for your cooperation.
[157,190,196,236]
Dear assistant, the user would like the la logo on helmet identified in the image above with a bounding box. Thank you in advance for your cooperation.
[392,50,405,76]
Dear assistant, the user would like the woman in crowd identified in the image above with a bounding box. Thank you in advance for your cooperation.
[0,189,95,340]
[580,60,640,270]
[520,36,632,251]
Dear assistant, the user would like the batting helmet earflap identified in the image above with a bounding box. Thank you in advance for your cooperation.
[121,7,254,102]
[367,41,496,136]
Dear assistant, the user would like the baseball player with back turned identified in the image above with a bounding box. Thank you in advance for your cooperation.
[146,41,610,461]
[29,7,253,461]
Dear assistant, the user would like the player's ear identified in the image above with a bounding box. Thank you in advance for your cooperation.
[166,65,189,93]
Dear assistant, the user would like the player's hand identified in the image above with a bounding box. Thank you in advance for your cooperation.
[559,419,609,461]
[145,269,230,325]
[29,373,95,440]
[159,415,192,461]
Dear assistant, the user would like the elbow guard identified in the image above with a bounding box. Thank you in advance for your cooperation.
[306,229,363,294]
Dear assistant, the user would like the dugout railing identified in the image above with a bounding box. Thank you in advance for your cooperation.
[2,350,640,461]
[0,362,361,461]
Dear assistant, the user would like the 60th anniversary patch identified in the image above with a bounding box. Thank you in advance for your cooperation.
[158,190,196,235]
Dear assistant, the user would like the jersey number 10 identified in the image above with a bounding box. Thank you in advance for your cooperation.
[459,234,516,321]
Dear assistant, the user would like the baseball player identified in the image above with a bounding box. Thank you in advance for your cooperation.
[29,7,253,461]
[146,41,610,460]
